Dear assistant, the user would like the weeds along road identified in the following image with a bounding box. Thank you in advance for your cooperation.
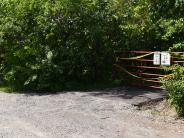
[0,91,184,138]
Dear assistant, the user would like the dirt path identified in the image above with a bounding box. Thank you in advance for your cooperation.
[0,91,184,138]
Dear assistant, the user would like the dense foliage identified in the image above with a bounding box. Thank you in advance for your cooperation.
[151,0,184,116]
[0,0,124,91]
[0,0,184,95]
[160,63,184,116]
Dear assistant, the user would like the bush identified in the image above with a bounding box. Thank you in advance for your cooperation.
[160,63,184,116]
[0,0,123,92]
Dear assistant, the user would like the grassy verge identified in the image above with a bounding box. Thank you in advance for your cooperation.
[0,81,31,94]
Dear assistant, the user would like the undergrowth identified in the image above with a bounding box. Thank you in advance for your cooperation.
[0,79,124,93]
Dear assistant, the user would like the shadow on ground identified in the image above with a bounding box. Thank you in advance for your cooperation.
[80,86,169,105]
[23,85,169,105]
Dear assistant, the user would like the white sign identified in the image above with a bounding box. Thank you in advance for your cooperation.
[153,51,160,65]
[161,52,170,66]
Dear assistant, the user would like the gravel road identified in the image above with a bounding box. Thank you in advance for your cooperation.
[0,91,184,138]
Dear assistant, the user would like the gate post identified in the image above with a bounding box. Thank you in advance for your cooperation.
[113,52,117,81]
[141,52,143,86]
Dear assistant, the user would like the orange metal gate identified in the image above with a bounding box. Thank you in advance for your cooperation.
[114,51,184,89]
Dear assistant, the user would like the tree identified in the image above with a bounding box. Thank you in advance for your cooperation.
[0,0,124,91]
[149,0,184,21]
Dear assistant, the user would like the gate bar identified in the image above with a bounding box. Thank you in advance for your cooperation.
[120,65,163,69]
[119,59,153,62]
[126,83,164,89]
[172,61,184,63]
[123,77,162,83]
[117,51,184,54]
[119,71,171,77]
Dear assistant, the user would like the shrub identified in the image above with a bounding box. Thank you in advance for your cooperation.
[0,0,123,92]
[160,63,184,116]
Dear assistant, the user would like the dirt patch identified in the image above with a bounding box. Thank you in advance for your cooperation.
[136,99,184,124]
[138,99,177,116]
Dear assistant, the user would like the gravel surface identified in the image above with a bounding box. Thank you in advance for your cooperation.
[0,91,184,138]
